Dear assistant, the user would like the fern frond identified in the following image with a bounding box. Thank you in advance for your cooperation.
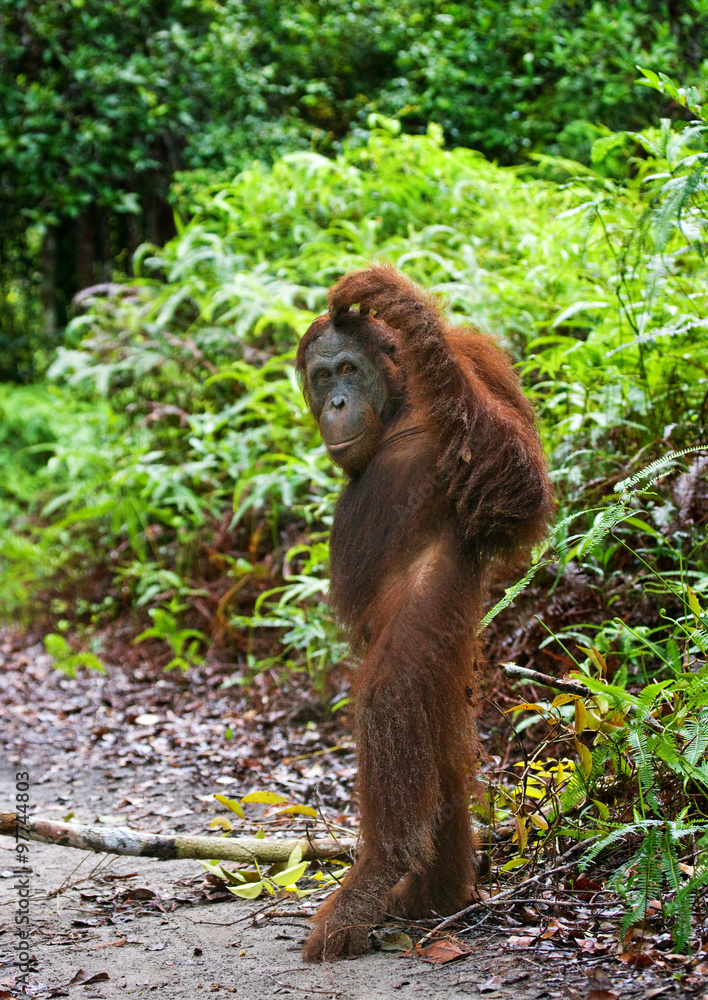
[628,728,661,815]
[577,503,632,556]
[669,863,708,952]
[660,830,682,892]
[580,821,651,868]
[681,709,708,766]
[604,316,708,358]
[618,831,663,932]
[479,556,553,630]
[614,447,707,496]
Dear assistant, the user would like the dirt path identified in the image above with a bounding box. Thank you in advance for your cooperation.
[0,766,597,1000]
[0,633,698,999]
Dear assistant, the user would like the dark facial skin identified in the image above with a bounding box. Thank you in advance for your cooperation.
[305,326,391,474]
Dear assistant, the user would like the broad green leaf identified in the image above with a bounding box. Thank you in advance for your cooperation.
[270,861,309,886]
[501,858,530,872]
[592,799,610,821]
[229,881,264,899]
[287,844,303,867]
[199,861,224,877]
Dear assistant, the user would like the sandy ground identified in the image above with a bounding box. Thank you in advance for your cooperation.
[0,763,689,1000]
[0,635,699,999]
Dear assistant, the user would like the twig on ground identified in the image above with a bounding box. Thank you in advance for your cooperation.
[0,812,355,863]
[416,838,597,946]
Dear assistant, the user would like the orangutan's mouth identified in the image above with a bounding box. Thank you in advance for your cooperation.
[328,433,364,452]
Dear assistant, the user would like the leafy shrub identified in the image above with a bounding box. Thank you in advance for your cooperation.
[5,0,708,375]
[3,103,707,655]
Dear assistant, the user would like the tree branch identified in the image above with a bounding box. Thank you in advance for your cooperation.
[0,812,355,863]
[500,662,590,696]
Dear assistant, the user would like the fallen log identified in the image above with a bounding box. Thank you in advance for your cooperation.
[0,812,355,863]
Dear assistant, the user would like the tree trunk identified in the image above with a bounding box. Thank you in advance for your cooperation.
[76,206,96,290]
[39,228,57,342]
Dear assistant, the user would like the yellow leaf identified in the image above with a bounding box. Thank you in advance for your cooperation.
[209,816,233,832]
[229,869,259,883]
[271,804,318,818]
[576,740,593,778]
[199,861,225,877]
[271,861,309,887]
[213,795,244,819]
[505,702,547,714]
[578,645,607,676]
[524,785,546,800]
[229,881,264,899]
[530,813,549,830]
[551,693,576,708]
[378,930,413,952]
[574,699,587,734]
[688,586,703,622]
[589,645,607,676]
[584,709,603,731]
[241,791,289,805]
[513,815,528,853]
[216,868,248,885]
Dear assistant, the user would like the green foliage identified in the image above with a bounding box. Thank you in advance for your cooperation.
[4,0,708,377]
[44,632,105,678]
[4,72,708,949]
[134,607,207,672]
[380,0,708,163]
[200,843,312,900]
[502,506,708,950]
[3,107,708,672]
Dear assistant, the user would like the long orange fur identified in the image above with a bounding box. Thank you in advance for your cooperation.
[296,265,553,960]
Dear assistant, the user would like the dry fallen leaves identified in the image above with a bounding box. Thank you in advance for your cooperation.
[66,970,110,987]
[90,937,127,949]
[412,936,470,963]
[506,934,535,948]
[619,948,655,968]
